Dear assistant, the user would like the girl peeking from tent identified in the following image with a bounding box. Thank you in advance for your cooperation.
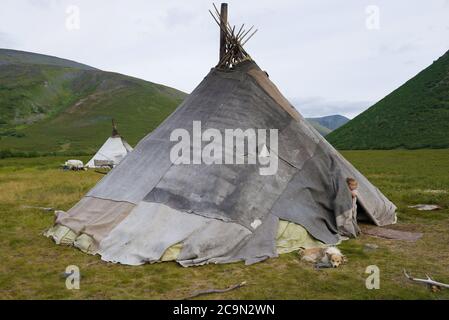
[346,177,358,214]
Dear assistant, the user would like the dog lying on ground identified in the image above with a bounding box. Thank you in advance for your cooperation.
[299,247,347,268]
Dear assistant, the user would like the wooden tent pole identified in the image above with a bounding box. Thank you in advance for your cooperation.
[219,3,228,61]
[112,118,119,137]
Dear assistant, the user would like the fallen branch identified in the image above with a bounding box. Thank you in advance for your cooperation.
[94,170,108,175]
[403,269,449,289]
[85,261,102,267]
[184,281,247,300]
[21,205,54,212]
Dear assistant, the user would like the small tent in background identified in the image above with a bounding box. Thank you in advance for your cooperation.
[86,120,133,168]
[46,4,397,266]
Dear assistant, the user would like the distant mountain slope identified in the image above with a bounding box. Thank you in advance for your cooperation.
[305,119,332,136]
[0,49,186,155]
[306,114,349,136]
[307,115,350,131]
[327,50,449,149]
[0,49,97,70]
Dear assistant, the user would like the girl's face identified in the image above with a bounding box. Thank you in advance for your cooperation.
[348,182,358,191]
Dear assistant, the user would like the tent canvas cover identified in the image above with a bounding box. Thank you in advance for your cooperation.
[46,5,396,267]
[85,120,133,168]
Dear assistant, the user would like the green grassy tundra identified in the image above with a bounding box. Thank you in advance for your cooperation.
[0,150,448,299]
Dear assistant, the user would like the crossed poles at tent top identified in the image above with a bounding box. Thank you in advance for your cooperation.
[209,3,258,69]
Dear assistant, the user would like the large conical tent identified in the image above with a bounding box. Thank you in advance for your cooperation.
[46,5,396,266]
[85,120,133,168]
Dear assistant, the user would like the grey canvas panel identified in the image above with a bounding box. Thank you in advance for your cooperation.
[144,160,296,230]
[177,218,252,267]
[277,118,320,170]
[214,214,279,266]
[56,197,135,244]
[98,201,276,267]
[203,72,291,131]
[99,202,211,265]
[86,140,175,204]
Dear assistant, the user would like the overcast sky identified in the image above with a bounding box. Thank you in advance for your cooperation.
[1,0,449,118]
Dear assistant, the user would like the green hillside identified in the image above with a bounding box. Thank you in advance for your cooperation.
[327,50,449,149]
[0,49,186,156]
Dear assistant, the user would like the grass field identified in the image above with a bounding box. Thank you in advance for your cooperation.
[0,150,448,299]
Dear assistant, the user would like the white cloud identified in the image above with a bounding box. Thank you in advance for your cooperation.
[0,31,16,47]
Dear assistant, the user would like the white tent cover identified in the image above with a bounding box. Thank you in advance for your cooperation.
[86,136,133,168]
